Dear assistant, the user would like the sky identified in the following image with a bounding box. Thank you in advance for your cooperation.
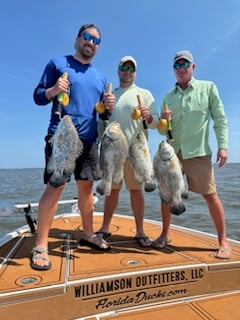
[1,0,239,168]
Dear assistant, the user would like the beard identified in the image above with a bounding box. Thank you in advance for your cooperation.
[120,76,134,85]
[78,44,96,60]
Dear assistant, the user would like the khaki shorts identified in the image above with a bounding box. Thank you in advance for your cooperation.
[178,154,216,195]
[112,158,142,190]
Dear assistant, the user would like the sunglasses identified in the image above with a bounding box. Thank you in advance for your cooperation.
[119,65,136,73]
[82,32,101,45]
[173,61,191,70]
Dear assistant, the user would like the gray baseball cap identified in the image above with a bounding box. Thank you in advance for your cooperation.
[174,50,194,63]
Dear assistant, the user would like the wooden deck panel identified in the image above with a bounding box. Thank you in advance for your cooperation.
[0,233,67,294]
[0,212,240,320]
[100,291,240,320]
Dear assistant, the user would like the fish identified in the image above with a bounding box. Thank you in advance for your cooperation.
[96,121,128,196]
[128,132,156,192]
[153,140,188,215]
[47,115,83,188]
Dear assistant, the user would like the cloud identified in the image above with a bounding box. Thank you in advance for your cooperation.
[0,71,27,81]
[198,19,240,65]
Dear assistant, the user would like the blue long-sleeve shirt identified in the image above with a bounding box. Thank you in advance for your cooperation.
[33,55,108,143]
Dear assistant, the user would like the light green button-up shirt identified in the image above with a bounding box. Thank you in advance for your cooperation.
[160,78,228,159]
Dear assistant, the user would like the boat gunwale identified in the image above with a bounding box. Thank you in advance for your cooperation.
[1,210,240,248]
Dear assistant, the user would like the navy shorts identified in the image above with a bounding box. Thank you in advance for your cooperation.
[43,133,102,184]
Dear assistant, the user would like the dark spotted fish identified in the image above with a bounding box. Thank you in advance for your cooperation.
[153,140,187,215]
[96,121,128,196]
[128,132,156,192]
[47,115,83,187]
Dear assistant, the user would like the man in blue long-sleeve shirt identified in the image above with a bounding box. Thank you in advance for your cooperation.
[31,24,115,270]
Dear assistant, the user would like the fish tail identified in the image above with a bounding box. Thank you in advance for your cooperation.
[170,203,186,216]
[96,181,111,196]
[144,181,156,192]
[49,174,68,188]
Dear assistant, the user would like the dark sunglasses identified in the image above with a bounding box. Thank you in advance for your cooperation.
[82,32,101,45]
[173,61,191,70]
[119,65,136,73]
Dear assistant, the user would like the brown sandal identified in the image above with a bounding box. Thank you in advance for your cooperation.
[152,236,172,249]
[135,236,152,247]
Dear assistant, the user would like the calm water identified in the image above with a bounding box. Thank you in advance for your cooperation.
[0,164,239,240]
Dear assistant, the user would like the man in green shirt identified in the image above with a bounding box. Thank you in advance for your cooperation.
[97,56,159,247]
[154,50,231,259]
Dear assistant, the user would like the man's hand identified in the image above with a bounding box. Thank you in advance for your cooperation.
[103,92,115,112]
[217,149,228,167]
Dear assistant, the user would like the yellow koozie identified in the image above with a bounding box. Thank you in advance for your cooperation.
[158,118,168,130]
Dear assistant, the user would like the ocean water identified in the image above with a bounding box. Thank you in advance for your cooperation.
[0,164,239,241]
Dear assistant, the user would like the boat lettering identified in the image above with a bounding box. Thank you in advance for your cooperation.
[75,278,132,297]
[95,288,188,310]
[191,268,204,279]
[74,268,205,298]
[135,270,186,287]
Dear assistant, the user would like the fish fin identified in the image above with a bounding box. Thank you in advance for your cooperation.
[112,172,124,185]
[46,155,54,174]
[181,190,188,199]
[92,168,103,180]
[48,136,54,145]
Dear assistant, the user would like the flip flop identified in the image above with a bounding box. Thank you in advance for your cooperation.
[135,236,152,248]
[79,233,111,251]
[214,246,231,259]
[152,236,172,249]
[95,231,112,240]
[30,246,51,271]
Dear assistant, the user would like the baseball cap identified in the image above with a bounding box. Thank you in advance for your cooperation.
[173,50,194,63]
[118,56,137,69]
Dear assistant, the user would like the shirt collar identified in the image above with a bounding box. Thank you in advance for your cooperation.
[174,77,197,92]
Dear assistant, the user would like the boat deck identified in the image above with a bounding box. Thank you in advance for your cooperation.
[0,212,240,319]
